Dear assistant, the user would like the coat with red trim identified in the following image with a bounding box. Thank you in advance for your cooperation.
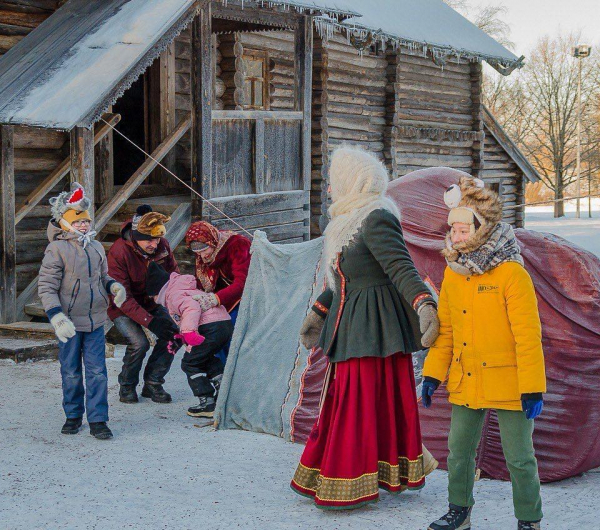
[311,208,435,363]
[107,220,179,327]
[197,234,251,312]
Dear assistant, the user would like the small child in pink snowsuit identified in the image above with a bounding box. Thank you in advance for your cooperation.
[146,262,233,417]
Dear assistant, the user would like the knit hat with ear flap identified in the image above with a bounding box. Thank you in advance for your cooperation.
[443,176,504,255]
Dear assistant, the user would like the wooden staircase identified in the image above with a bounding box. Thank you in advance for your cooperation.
[0,322,58,362]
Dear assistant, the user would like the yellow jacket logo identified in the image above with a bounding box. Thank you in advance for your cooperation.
[478,284,499,293]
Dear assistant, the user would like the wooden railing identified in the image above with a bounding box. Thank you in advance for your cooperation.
[15,113,121,224]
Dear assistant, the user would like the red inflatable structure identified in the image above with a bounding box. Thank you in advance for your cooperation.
[292,167,600,482]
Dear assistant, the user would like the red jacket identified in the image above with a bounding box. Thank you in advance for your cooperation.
[107,221,179,327]
[202,235,251,312]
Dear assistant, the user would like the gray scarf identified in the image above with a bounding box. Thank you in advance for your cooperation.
[445,222,524,276]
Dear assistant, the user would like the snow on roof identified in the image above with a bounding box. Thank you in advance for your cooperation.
[0,0,519,130]
[316,0,519,67]
[0,0,201,130]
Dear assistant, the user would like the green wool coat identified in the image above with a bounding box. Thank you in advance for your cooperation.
[313,208,435,363]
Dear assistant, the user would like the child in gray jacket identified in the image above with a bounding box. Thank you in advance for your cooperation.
[38,183,126,440]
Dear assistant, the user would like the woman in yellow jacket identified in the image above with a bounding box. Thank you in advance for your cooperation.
[422,176,546,530]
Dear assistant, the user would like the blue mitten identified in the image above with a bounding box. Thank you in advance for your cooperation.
[521,393,544,420]
[421,377,440,408]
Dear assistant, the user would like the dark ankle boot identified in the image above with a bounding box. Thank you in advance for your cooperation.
[141,383,172,403]
[89,422,113,440]
[119,385,138,403]
[518,521,541,530]
[61,417,82,435]
[187,396,216,418]
[429,504,472,530]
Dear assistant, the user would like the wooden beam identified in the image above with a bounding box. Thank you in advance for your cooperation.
[212,110,302,120]
[212,3,299,30]
[191,4,213,220]
[15,113,120,224]
[295,14,313,240]
[0,125,15,324]
[95,107,114,205]
[70,126,95,216]
[470,62,484,179]
[94,116,191,232]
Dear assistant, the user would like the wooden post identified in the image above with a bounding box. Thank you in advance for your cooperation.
[295,15,313,240]
[160,42,177,187]
[191,4,213,221]
[470,61,484,179]
[95,107,114,206]
[0,125,16,324]
[70,126,95,216]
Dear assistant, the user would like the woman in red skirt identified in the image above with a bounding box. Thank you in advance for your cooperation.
[291,146,440,510]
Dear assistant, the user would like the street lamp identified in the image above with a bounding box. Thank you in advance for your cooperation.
[572,44,592,219]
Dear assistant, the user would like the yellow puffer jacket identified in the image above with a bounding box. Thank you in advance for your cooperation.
[423,261,546,411]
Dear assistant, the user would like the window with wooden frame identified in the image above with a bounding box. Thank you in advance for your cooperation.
[243,50,269,110]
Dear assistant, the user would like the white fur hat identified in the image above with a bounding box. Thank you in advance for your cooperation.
[329,146,389,202]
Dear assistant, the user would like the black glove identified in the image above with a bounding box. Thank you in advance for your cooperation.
[148,316,178,341]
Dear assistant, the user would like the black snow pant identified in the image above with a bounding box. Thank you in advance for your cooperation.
[114,305,176,387]
[181,320,234,397]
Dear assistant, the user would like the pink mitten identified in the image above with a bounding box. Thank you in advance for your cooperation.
[181,331,205,347]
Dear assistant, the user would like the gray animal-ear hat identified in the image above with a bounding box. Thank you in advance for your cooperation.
[49,182,92,230]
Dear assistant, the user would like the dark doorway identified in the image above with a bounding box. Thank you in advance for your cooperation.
[112,75,147,185]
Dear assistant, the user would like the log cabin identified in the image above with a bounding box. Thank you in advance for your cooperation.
[0,0,539,343]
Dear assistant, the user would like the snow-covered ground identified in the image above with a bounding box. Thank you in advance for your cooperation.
[1,358,597,530]
[2,201,598,530]
[525,198,600,257]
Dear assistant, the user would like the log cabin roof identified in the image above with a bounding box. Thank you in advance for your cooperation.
[316,0,522,72]
[0,0,357,131]
[483,106,540,183]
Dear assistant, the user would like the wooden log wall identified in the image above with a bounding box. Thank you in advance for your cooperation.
[0,1,60,56]
[391,49,476,177]
[481,130,524,227]
[13,126,68,296]
[310,33,388,236]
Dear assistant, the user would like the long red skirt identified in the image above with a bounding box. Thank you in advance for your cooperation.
[290,353,425,510]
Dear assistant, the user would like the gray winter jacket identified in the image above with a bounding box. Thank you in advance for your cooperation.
[38,222,116,332]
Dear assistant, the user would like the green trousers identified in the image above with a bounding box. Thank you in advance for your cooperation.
[447,405,543,522]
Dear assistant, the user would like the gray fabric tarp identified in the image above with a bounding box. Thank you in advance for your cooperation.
[214,231,326,439]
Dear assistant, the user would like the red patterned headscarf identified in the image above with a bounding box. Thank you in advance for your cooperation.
[185,221,235,292]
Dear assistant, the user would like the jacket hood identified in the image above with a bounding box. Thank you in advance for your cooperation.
[167,272,198,291]
[47,221,81,242]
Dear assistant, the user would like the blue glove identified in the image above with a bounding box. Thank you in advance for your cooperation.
[522,394,544,420]
[421,378,440,409]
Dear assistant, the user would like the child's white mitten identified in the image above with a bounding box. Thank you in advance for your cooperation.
[50,313,77,343]
[110,282,126,308]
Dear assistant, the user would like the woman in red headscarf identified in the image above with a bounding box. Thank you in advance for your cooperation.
[185,222,251,359]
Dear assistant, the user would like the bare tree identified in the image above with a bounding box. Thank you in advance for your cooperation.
[443,1,514,49]
[519,34,600,216]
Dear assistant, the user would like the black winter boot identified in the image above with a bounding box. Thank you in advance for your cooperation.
[429,504,472,530]
[141,383,172,403]
[61,417,82,435]
[89,422,113,440]
[187,396,216,418]
[518,521,541,530]
[119,385,138,403]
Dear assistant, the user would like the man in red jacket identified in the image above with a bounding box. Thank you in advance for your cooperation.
[108,205,179,404]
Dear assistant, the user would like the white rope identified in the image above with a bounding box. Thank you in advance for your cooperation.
[100,117,254,238]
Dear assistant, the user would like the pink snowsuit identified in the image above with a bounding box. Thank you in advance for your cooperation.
[156,272,230,340]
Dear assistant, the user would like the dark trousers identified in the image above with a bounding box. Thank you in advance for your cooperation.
[114,305,175,387]
[58,326,108,423]
[181,320,233,397]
